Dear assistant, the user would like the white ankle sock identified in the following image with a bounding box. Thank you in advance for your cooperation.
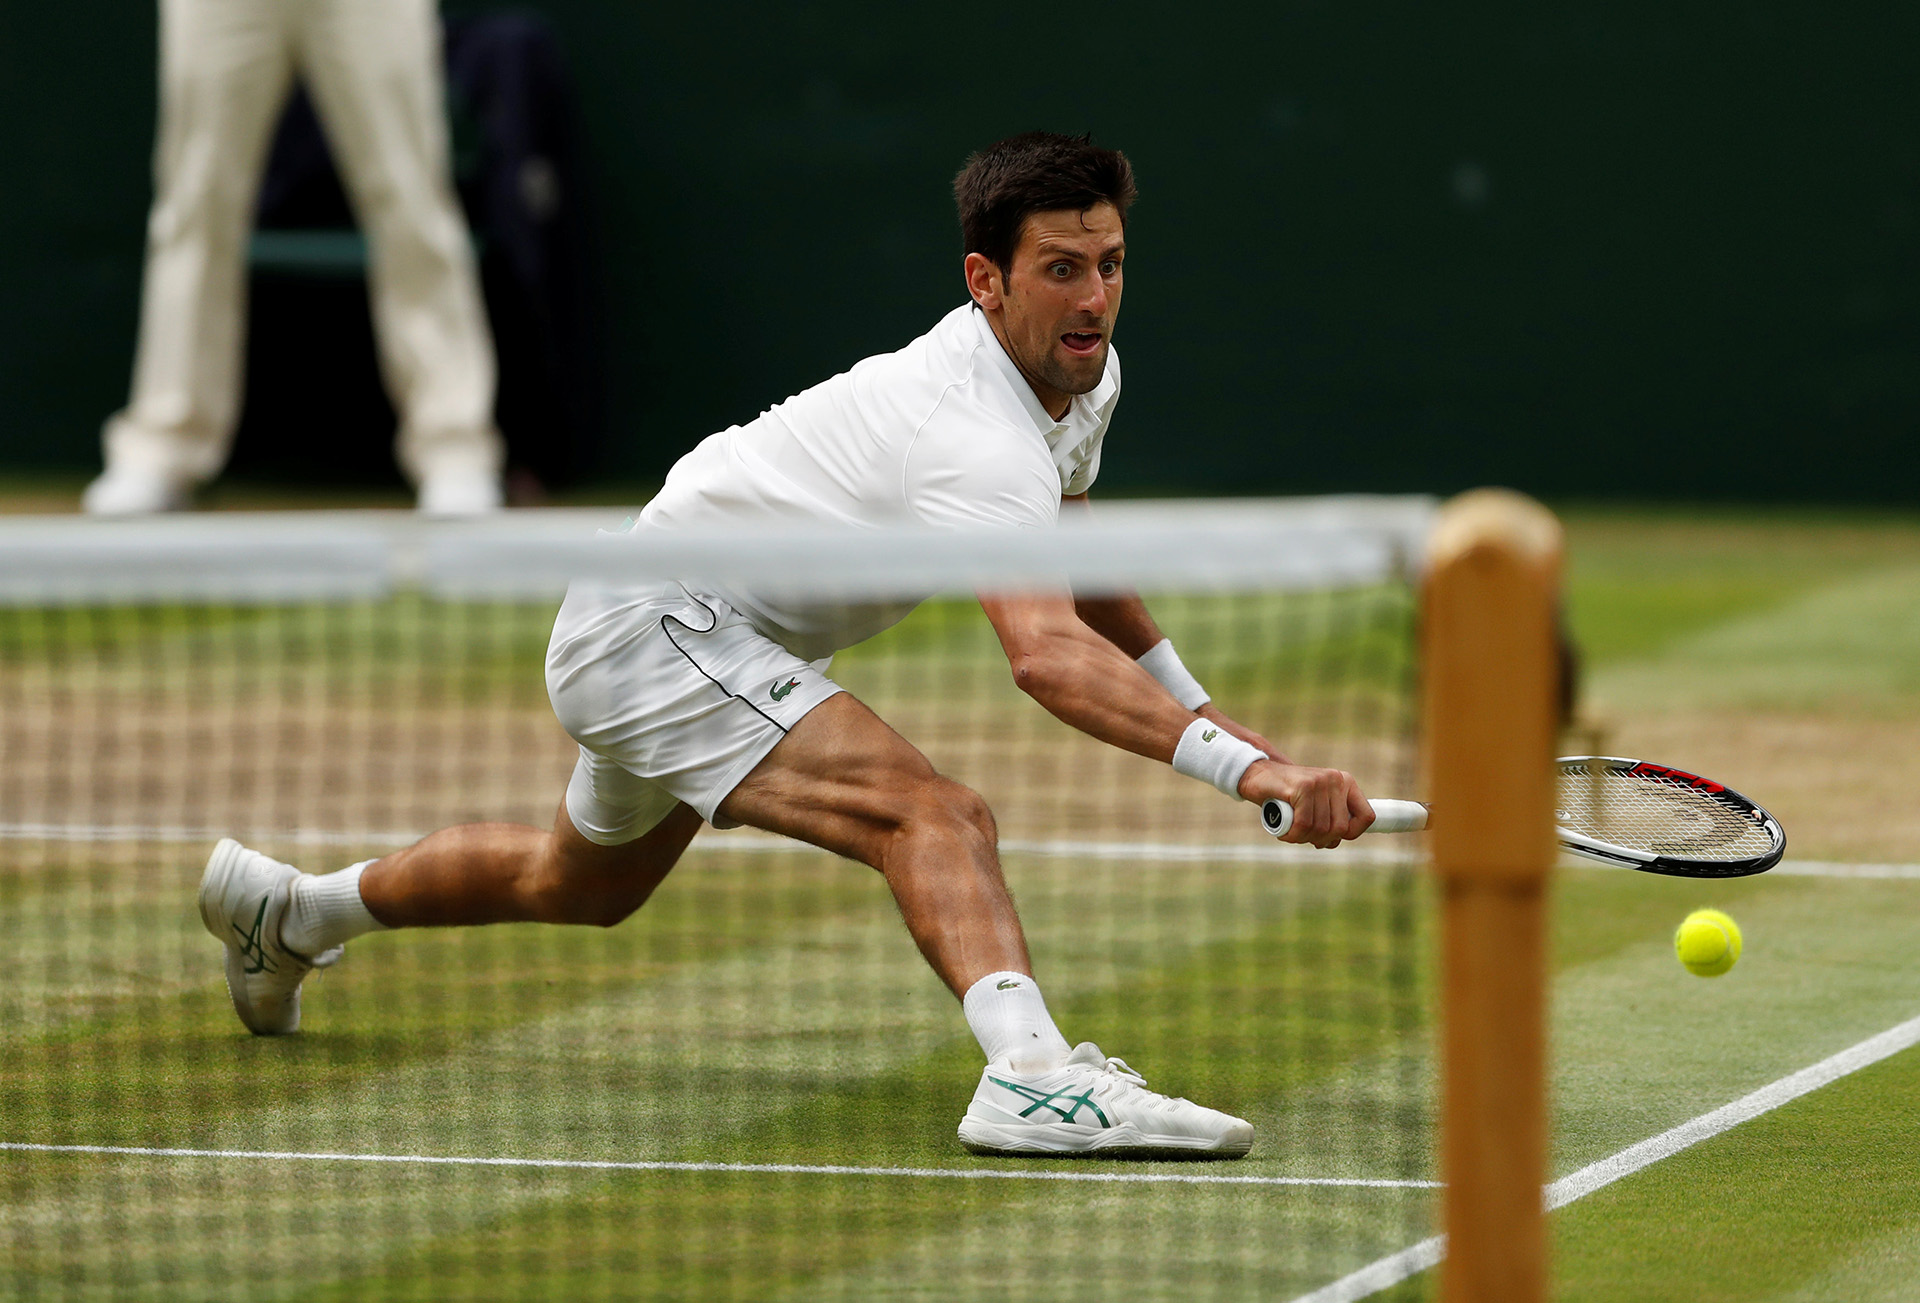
[281,861,388,957]
[963,971,1072,1074]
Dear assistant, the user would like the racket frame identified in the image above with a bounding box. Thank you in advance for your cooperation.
[1257,756,1786,879]
[1553,756,1786,878]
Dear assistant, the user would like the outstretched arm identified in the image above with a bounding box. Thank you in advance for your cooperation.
[976,590,1373,847]
[981,589,1191,762]
[1072,590,1290,763]
[1059,493,1285,761]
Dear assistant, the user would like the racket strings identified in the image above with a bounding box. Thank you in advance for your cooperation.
[1555,770,1776,860]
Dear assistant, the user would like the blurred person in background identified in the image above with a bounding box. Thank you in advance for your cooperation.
[87,0,504,516]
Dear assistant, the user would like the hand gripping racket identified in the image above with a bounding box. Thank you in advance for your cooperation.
[1261,756,1786,879]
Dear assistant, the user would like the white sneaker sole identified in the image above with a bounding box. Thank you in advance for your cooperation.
[957,1117,1253,1160]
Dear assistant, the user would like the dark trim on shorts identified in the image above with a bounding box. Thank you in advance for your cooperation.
[659,588,790,735]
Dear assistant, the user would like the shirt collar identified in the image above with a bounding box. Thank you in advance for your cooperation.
[970,304,1072,436]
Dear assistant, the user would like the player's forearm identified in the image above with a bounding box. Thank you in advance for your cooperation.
[1071,592,1164,659]
[1075,594,1290,764]
[1006,627,1194,763]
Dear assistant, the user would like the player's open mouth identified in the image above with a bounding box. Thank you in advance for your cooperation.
[1061,331,1103,356]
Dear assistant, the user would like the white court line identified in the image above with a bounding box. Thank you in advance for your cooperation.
[1291,1238,1448,1303]
[0,823,424,848]
[1289,1011,1920,1303]
[998,837,1409,867]
[6,822,1913,878]
[0,1142,1436,1190]
[1558,855,1920,881]
[1729,859,1920,881]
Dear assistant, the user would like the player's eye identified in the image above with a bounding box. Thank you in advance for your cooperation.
[1049,262,1073,278]
[1100,259,1120,277]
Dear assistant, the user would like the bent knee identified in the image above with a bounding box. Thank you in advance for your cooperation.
[520,852,654,928]
[905,777,998,852]
[574,891,648,929]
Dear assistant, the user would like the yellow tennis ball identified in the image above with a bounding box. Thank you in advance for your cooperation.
[1675,908,1743,977]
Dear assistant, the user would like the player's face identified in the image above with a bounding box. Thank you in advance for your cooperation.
[969,203,1125,418]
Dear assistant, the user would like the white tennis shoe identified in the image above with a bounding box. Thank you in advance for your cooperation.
[197,839,341,1035]
[957,1042,1254,1158]
[80,465,192,516]
[416,467,503,516]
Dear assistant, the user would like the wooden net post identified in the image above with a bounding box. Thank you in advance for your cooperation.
[1423,490,1563,1303]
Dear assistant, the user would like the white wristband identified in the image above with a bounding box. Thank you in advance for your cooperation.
[1137,638,1210,709]
[1171,718,1264,799]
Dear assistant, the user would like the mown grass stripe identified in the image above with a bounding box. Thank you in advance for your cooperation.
[1288,1010,1920,1302]
[0,1142,1436,1189]
[1543,1011,1920,1210]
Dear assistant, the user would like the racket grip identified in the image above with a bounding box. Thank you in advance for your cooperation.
[1261,798,1429,838]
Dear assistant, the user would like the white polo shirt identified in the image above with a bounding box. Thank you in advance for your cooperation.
[586,303,1121,657]
[643,303,1116,532]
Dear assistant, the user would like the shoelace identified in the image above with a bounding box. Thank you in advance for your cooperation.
[1090,1056,1200,1113]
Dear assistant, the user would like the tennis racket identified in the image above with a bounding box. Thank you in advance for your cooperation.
[1261,756,1786,879]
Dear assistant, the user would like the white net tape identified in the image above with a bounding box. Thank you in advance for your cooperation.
[0,497,1434,605]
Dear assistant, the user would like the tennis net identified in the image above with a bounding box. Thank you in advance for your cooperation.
[1,498,1435,1301]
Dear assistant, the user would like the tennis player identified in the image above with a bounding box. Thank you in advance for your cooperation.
[200,132,1377,1158]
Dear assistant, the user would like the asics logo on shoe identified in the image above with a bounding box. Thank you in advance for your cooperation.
[770,677,801,701]
[986,1076,1111,1128]
[231,897,279,976]
[995,979,1023,990]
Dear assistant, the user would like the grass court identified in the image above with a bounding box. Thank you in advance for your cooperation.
[2,500,1917,1299]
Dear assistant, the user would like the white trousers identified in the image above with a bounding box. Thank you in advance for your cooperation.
[105,0,502,487]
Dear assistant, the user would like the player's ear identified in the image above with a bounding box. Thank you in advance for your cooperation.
[964,252,1004,310]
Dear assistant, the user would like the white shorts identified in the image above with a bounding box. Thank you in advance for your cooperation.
[545,583,843,843]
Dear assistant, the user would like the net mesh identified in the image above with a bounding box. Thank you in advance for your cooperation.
[1555,761,1778,861]
[1,502,1435,1301]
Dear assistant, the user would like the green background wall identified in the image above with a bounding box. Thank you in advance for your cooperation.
[2,2,1915,499]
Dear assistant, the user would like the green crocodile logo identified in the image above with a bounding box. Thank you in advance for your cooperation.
[770,677,802,702]
[996,978,1023,990]
[1201,728,1218,742]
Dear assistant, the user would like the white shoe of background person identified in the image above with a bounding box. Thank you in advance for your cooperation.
[198,839,342,1035]
[416,466,504,516]
[80,465,194,516]
[957,1042,1254,1158]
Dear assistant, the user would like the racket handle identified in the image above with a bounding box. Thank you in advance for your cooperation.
[1261,797,1429,838]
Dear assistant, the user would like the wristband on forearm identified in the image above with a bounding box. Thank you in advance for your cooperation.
[1171,717,1263,799]
[1136,638,1210,709]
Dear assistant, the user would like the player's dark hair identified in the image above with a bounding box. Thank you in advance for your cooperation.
[953,132,1137,277]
